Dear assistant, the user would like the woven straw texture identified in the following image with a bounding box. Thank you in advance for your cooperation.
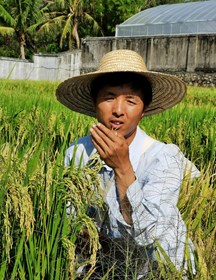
[56,49,186,117]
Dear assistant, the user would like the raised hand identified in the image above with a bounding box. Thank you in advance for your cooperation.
[90,122,130,171]
[90,122,135,225]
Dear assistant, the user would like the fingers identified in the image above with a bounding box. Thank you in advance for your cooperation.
[90,124,110,157]
[91,137,106,158]
[90,123,129,168]
[92,123,123,142]
[90,123,119,148]
[90,123,125,159]
[98,122,124,141]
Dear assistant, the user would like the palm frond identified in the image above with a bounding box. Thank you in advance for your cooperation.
[54,0,67,10]
[72,0,80,11]
[60,14,73,48]
[40,15,66,33]
[44,11,65,20]
[84,12,103,35]
[0,4,16,27]
[0,26,15,35]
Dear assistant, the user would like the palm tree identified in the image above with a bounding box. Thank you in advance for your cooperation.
[0,0,50,59]
[39,0,103,50]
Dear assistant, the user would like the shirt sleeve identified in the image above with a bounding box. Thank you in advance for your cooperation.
[64,136,95,168]
[108,144,200,270]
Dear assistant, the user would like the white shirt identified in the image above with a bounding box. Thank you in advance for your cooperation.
[65,126,200,273]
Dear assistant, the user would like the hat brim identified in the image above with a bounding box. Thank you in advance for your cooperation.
[56,70,186,117]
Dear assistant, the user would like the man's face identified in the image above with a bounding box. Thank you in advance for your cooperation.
[95,84,145,145]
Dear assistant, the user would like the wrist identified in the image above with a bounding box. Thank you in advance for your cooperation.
[114,163,134,177]
[114,165,136,196]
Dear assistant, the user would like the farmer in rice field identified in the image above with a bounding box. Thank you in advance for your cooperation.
[56,49,200,279]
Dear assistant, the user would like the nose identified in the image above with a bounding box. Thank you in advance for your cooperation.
[112,98,124,116]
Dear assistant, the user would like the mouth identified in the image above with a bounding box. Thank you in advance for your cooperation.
[110,120,124,130]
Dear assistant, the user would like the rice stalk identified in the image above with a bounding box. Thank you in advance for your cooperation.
[62,238,76,280]
[0,81,215,279]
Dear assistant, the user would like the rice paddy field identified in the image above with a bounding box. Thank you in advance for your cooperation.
[0,80,215,280]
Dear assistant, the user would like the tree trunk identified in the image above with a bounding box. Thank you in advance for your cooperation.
[19,32,26,59]
[72,19,80,49]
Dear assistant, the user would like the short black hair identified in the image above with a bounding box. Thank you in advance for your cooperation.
[91,72,152,109]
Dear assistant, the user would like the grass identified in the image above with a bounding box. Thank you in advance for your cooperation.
[0,80,215,279]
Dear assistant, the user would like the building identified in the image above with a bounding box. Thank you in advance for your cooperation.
[116,0,216,37]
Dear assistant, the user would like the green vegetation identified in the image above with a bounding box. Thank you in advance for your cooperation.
[0,0,190,59]
[0,0,51,59]
[0,80,215,279]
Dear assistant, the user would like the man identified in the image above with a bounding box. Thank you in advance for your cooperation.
[56,49,200,279]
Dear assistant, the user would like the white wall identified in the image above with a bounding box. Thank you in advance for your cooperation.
[0,50,81,81]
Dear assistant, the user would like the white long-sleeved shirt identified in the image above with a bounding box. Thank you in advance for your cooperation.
[64,126,200,274]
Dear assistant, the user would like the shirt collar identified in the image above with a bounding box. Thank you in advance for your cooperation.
[129,126,148,171]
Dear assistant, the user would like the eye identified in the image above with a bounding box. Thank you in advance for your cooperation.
[104,95,114,101]
[127,99,136,105]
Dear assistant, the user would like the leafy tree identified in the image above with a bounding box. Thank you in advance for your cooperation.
[0,0,189,58]
[0,33,20,58]
[97,0,188,36]
[145,0,187,8]
[34,25,62,54]
[98,0,146,35]
[0,0,50,59]
[38,0,103,50]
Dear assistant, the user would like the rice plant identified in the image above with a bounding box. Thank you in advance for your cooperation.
[0,80,215,279]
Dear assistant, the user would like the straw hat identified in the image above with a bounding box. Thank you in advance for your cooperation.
[56,49,186,117]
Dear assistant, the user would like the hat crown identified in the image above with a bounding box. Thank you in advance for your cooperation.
[98,49,148,73]
[56,49,186,118]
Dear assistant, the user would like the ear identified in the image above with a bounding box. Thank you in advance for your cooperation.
[141,102,145,119]
[141,105,145,119]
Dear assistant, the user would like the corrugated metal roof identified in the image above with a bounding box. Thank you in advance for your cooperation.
[116,0,216,36]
